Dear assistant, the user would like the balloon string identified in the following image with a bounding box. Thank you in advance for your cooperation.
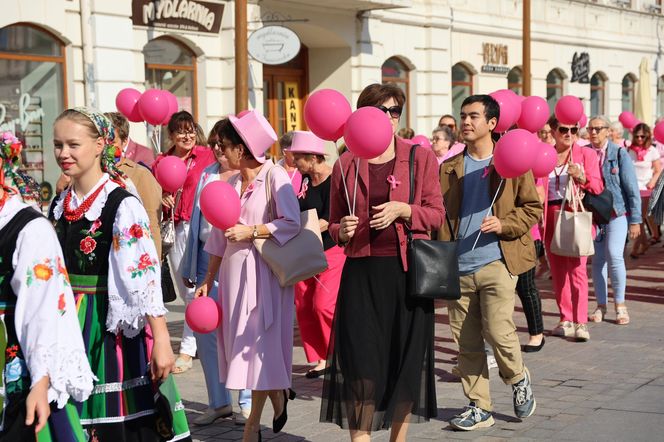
[471,178,504,251]
[352,159,359,216]
[335,141,353,216]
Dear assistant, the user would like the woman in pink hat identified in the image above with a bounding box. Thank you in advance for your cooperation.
[196,111,301,442]
[288,131,346,379]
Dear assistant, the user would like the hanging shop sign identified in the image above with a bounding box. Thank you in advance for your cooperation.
[284,82,302,132]
[132,0,224,34]
[481,43,509,74]
[571,52,590,83]
[248,26,301,65]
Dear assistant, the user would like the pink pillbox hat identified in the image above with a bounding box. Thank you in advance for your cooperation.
[229,110,278,164]
[286,131,326,156]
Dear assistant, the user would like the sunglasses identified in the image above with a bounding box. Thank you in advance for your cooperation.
[375,105,403,119]
[634,135,647,139]
[557,126,579,135]
[587,126,608,133]
[441,123,456,130]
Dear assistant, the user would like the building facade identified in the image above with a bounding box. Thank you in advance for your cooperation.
[1,0,662,194]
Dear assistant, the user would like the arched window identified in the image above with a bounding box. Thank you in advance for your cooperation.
[546,69,565,112]
[590,72,607,117]
[382,57,410,129]
[144,38,197,119]
[622,74,637,112]
[507,67,523,96]
[0,23,67,197]
[658,75,664,117]
[452,63,474,120]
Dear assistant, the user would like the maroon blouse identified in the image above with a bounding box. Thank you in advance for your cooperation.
[369,159,398,256]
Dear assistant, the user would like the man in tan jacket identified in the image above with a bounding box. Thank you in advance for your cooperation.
[105,112,163,257]
[438,95,542,431]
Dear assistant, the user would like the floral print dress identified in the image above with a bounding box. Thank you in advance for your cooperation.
[50,175,190,441]
[0,194,94,441]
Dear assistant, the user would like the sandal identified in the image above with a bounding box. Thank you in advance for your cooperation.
[173,355,193,374]
[615,306,630,325]
[588,306,606,323]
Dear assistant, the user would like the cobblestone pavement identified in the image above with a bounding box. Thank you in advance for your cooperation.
[166,245,664,441]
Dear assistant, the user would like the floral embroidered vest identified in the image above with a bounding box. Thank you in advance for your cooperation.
[0,207,43,415]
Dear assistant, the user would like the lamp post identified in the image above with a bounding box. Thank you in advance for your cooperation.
[523,0,531,96]
[235,0,248,113]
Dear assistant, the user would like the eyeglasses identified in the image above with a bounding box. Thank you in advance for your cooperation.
[557,126,579,135]
[375,105,403,119]
[175,130,196,138]
[587,126,608,133]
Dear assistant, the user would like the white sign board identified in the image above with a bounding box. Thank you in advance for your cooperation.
[248,26,301,65]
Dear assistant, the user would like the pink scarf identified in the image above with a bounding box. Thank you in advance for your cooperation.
[630,145,649,162]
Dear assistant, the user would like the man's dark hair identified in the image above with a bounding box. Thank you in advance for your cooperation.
[460,95,500,125]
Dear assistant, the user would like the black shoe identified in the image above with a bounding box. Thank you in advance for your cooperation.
[305,367,329,379]
[522,338,545,353]
[273,388,296,433]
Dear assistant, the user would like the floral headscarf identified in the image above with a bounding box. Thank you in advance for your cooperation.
[0,131,40,203]
[70,107,126,185]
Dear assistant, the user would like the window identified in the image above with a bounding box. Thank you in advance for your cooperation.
[658,75,664,117]
[546,69,565,112]
[452,63,474,120]
[381,57,410,129]
[0,23,66,196]
[144,38,196,119]
[507,66,523,96]
[621,74,637,112]
[590,72,607,116]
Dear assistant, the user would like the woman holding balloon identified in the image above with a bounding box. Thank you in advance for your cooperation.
[152,110,215,373]
[318,83,445,440]
[195,111,301,442]
[543,111,603,342]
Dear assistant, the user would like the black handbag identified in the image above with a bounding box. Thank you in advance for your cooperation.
[161,258,178,303]
[406,146,461,300]
[583,188,613,225]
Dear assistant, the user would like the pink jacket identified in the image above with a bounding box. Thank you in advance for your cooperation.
[125,139,156,167]
[328,137,446,271]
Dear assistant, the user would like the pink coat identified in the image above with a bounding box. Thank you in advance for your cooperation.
[328,137,446,271]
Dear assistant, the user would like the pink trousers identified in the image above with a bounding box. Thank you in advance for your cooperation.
[544,206,589,324]
[295,246,346,362]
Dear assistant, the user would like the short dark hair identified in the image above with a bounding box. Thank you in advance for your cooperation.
[207,120,225,146]
[547,114,559,129]
[460,95,500,124]
[632,122,652,146]
[167,110,196,136]
[104,112,130,143]
[215,118,256,161]
[279,131,294,152]
[357,83,406,109]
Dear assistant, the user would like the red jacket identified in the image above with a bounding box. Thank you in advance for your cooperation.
[328,137,446,271]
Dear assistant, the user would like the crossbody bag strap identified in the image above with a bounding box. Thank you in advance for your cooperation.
[264,166,275,222]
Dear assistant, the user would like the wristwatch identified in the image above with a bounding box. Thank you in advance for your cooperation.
[252,225,259,239]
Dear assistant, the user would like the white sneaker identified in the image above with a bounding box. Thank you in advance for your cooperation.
[574,323,590,342]
[551,321,574,337]
[235,408,251,425]
[193,405,233,426]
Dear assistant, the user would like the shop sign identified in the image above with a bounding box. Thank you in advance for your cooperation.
[248,26,301,65]
[284,82,302,131]
[481,43,509,74]
[571,52,590,84]
[132,0,224,34]
[0,93,45,134]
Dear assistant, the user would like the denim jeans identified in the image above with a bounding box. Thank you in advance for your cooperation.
[592,215,628,305]
[194,242,252,410]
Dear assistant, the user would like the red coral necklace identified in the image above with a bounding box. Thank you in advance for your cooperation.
[63,180,108,222]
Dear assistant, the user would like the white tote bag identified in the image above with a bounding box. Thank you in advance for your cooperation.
[550,179,595,258]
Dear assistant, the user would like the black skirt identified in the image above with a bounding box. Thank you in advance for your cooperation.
[320,256,437,431]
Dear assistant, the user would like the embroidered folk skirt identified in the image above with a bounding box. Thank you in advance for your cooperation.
[320,256,437,431]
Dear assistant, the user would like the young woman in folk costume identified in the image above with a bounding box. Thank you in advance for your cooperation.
[49,108,191,441]
[0,131,95,441]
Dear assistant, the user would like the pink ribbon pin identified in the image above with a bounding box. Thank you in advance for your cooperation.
[297,178,309,199]
[482,166,490,179]
[386,175,401,190]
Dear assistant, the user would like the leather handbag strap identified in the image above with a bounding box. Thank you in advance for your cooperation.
[408,145,454,241]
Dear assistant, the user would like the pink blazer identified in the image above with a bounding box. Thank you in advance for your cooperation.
[328,137,445,271]
[125,139,156,168]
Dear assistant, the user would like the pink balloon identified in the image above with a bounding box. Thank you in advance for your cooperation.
[138,89,170,126]
[654,122,664,144]
[304,89,352,141]
[161,91,179,125]
[490,90,521,133]
[411,134,432,148]
[155,156,187,194]
[517,96,549,132]
[343,107,393,159]
[579,113,588,129]
[115,88,143,123]
[493,129,538,178]
[185,297,221,334]
[200,181,241,230]
[531,143,558,178]
[619,111,638,130]
[554,95,584,125]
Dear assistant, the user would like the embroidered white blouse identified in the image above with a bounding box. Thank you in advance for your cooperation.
[52,174,168,338]
[0,194,95,408]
